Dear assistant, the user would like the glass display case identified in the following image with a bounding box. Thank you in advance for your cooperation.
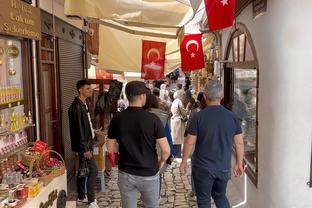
[0,36,32,159]
[232,68,257,172]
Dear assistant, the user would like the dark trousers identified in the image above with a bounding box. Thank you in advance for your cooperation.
[192,168,230,208]
[77,155,98,204]
[173,144,182,158]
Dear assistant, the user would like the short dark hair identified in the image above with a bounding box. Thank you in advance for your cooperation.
[152,88,160,97]
[197,92,204,102]
[76,79,91,92]
[127,95,140,103]
[143,94,159,110]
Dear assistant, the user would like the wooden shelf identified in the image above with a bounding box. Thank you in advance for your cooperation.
[0,100,24,111]
[0,124,35,136]
[41,60,55,64]
[0,143,28,160]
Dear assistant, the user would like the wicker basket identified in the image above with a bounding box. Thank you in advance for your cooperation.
[38,150,66,186]
[20,145,41,177]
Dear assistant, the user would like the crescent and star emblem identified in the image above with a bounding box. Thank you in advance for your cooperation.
[220,0,229,6]
[147,48,161,64]
[186,40,199,58]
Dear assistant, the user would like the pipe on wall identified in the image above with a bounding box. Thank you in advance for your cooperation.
[31,0,40,139]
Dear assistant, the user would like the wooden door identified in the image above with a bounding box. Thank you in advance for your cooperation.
[39,34,62,154]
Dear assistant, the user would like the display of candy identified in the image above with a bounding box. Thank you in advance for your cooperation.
[15,161,26,172]
[31,169,49,178]
[45,158,62,168]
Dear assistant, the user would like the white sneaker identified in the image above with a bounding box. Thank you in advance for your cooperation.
[77,196,88,205]
[88,201,99,208]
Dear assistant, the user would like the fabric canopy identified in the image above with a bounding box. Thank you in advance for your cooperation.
[64,0,210,74]
[64,0,196,27]
[97,25,215,73]
[98,25,180,73]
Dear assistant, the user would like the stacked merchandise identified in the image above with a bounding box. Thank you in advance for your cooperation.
[0,141,65,207]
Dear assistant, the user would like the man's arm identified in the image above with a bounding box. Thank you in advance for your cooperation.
[180,134,197,174]
[182,134,197,162]
[69,106,90,155]
[157,137,170,167]
[234,134,244,177]
[107,116,119,153]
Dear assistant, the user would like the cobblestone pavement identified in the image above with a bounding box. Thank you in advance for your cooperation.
[67,160,249,208]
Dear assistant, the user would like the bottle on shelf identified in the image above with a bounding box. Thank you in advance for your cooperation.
[0,85,22,104]
[28,111,32,125]
[10,112,17,132]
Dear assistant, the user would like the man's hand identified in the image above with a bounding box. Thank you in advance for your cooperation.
[233,163,244,177]
[95,127,105,137]
[186,102,192,112]
[159,160,165,169]
[179,161,188,175]
[83,151,93,159]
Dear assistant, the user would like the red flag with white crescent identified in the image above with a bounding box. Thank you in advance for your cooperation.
[180,34,205,72]
[205,0,236,31]
[141,40,166,80]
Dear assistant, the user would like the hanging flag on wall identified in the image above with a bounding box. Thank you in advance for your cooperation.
[205,0,236,31]
[180,34,205,72]
[141,40,166,80]
[96,69,113,80]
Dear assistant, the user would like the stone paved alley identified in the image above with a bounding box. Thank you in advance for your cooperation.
[67,160,249,208]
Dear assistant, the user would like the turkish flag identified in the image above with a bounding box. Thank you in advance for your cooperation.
[180,34,205,72]
[96,69,113,80]
[205,0,236,31]
[141,40,166,80]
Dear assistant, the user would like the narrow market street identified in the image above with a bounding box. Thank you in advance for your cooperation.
[67,160,249,208]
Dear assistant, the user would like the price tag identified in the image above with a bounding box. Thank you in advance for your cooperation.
[33,140,47,153]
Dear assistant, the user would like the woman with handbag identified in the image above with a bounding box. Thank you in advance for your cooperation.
[170,90,188,158]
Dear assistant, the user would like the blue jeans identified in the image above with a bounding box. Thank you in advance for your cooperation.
[118,171,160,208]
[192,168,230,208]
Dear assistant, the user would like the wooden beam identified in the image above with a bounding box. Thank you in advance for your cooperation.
[226,61,257,69]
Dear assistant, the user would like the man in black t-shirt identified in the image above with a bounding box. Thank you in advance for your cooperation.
[107,81,170,208]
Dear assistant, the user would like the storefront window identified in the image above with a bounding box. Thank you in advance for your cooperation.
[233,68,257,172]
[223,23,259,185]
[0,36,29,160]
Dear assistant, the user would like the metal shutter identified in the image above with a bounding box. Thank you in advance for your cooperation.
[58,39,83,180]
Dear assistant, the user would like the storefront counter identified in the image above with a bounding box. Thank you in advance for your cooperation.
[23,172,67,208]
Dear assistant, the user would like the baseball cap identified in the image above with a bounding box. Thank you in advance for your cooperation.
[125,81,151,98]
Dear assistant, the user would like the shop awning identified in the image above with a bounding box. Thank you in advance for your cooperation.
[64,0,206,73]
[64,0,201,27]
[98,24,181,73]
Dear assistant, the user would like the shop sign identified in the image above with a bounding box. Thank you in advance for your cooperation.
[7,45,19,58]
[39,190,58,208]
[33,140,47,153]
[0,0,41,40]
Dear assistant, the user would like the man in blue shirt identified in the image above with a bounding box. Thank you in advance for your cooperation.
[180,80,244,208]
